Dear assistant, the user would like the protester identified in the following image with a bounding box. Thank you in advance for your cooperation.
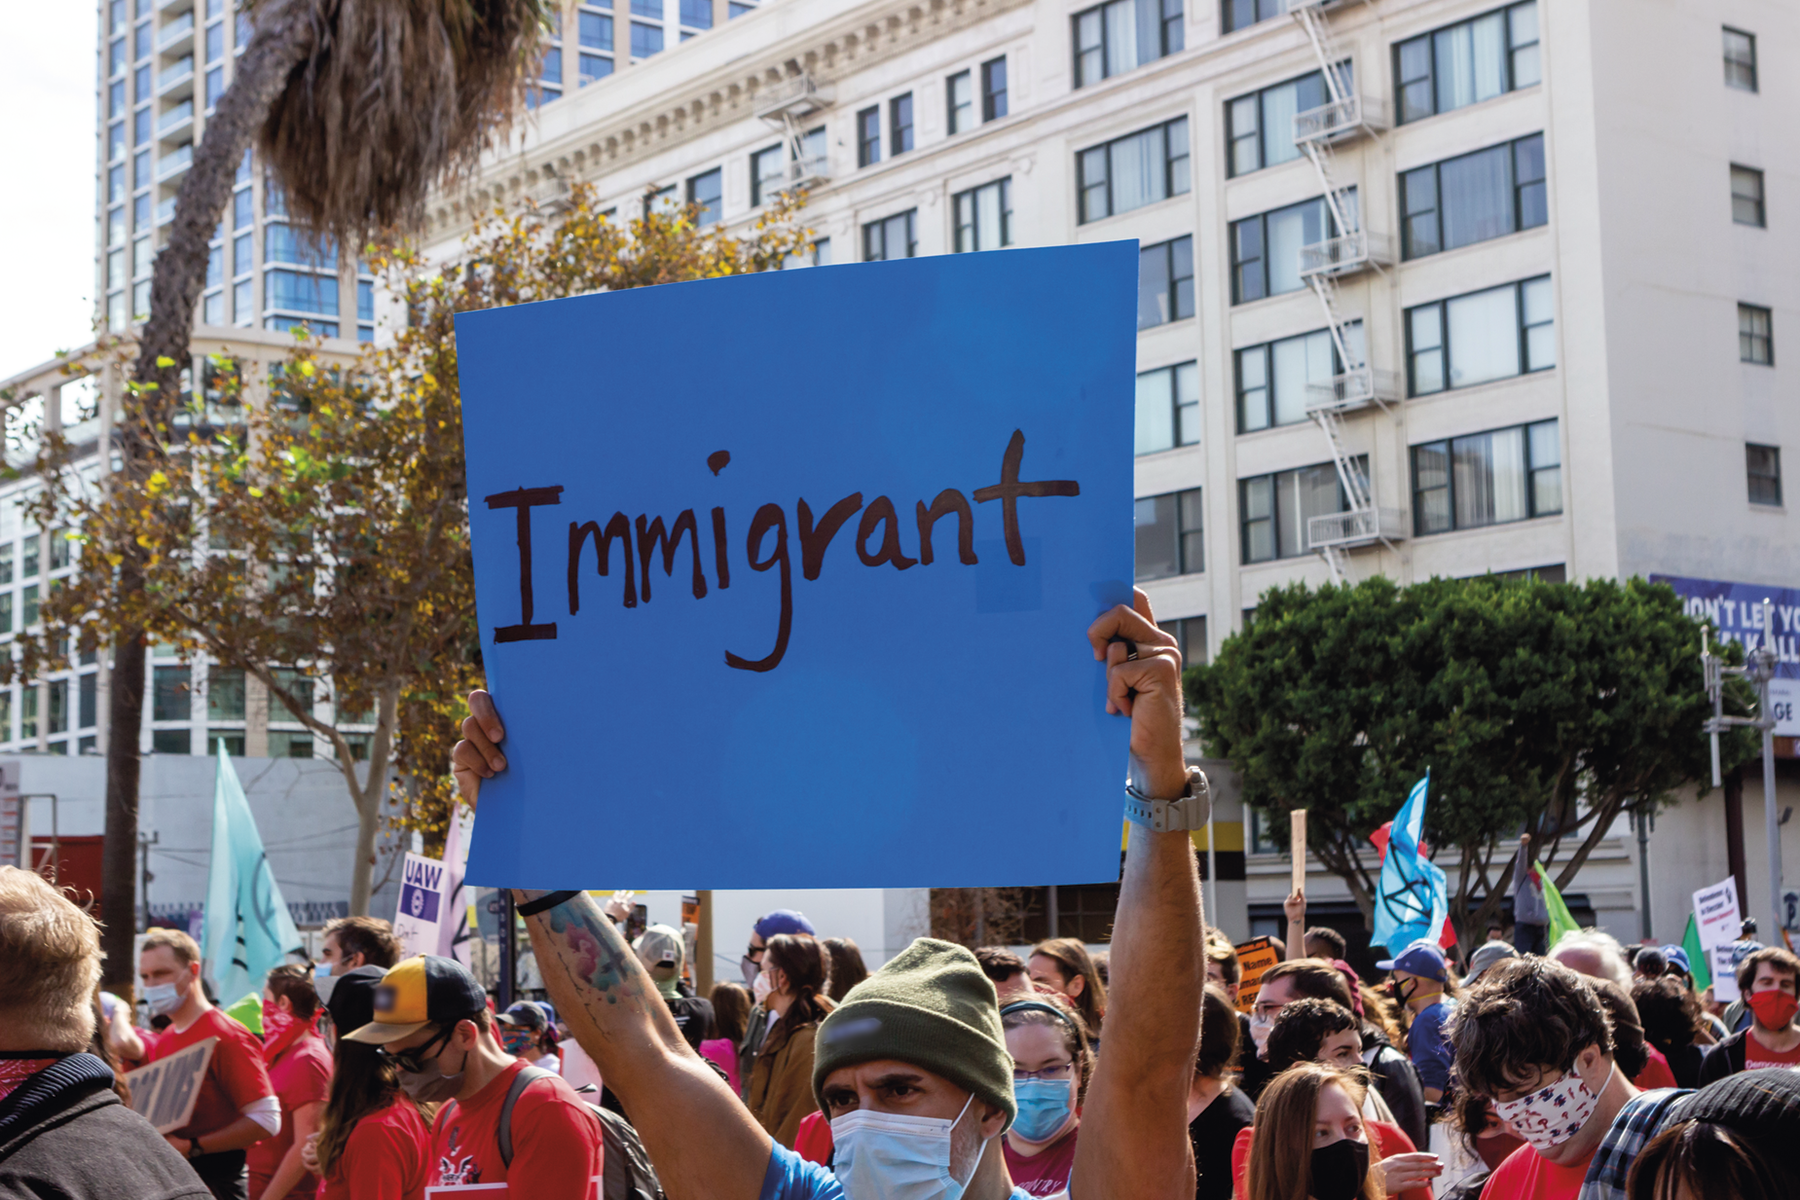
[1465,940,1517,986]
[1236,1064,1384,1200]
[343,954,603,1191]
[316,916,402,982]
[246,966,331,1200]
[977,947,1036,1003]
[452,591,1208,1199]
[0,866,209,1199]
[1028,937,1107,1042]
[1624,1067,1800,1200]
[1305,925,1348,963]
[110,928,280,1200]
[1631,947,1667,980]
[1512,846,1550,955]
[1697,945,1800,1082]
[822,937,870,1003]
[1188,985,1253,1200]
[633,924,714,1055]
[1549,929,1634,990]
[1434,1090,1526,1200]
[703,980,752,1093]
[1000,996,1091,1197]
[1203,930,1241,1006]
[1376,939,1456,1105]
[308,964,433,1200]
[1631,974,1708,1089]
[1586,978,1678,1091]
[740,909,816,1096]
[746,933,835,1148]
[1653,944,1725,1042]
[497,1000,561,1070]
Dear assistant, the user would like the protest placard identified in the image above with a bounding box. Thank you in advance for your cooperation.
[1692,877,1740,949]
[456,244,1137,890]
[1235,937,1281,1014]
[1290,810,1307,895]
[394,852,447,959]
[123,1037,216,1133]
[1711,944,1744,1003]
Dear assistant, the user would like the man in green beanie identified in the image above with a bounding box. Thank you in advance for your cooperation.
[451,591,1206,1200]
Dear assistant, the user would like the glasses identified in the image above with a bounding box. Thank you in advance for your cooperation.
[1252,1001,1285,1020]
[1012,1063,1075,1083]
[378,1025,452,1073]
[745,943,765,962]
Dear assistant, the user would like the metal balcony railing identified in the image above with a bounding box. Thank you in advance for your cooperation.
[155,197,176,226]
[157,11,194,49]
[156,56,194,96]
[1294,95,1386,145]
[1308,507,1404,549]
[1306,366,1399,414]
[156,143,193,182]
[787,155,830,187]
[755,73,833,121]
[1299,230,1391,278]
[156,100,194,135]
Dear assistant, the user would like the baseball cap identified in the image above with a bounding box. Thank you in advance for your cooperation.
[1375,939,1448,982]
[636,924,686,998]
[323,965,389,1035]
[498,1001,548,1032]
[1466,940,1518,984]
[1659,944,1692,975]
[754,910,815,939]
[343,954,488,1045]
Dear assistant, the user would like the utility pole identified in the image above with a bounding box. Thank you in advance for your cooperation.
[137,830,159,933]
[1633,807,1653,942]
[1701,599,1784,937]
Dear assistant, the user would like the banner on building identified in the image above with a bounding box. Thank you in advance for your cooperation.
[124,1037,216,1133]
[457,244,1137,890]
[394,852,447,959]
[1652,574,1798,735]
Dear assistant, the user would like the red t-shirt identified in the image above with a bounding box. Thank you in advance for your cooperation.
[320,1098,433,1200]
[432,1059,603,1195]
[1233,1119,1433,1200]
[1003,1127,1080,1197]
[1744,1034,1800,1070]
[247,1029,333,1195]
[146,1008,275,1141]
[1632,1045,1678,1091]
[793,1110,833,1166]
[1480,1141,1591,1200]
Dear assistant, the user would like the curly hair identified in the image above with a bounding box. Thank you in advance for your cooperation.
[1449,957,1611,1099]
[1265,997,1358,1074]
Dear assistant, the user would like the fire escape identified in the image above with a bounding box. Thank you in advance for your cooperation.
[754,71,834,189]
[1287,0,1402,583]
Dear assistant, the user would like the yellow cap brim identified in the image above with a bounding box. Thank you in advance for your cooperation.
[342,1019,431,1045]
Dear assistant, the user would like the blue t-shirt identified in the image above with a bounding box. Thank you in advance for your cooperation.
[757,1141,1042,1200]
[1408,997,1456,1093]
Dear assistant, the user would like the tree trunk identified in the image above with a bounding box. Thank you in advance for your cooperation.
[350,781,382,917]
[98,631,145,993]
[344,685,400,915]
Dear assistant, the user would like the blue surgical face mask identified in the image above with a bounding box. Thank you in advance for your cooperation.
[830,1092,991,1200]
[142,982,182,1017]
[314,963,332,980]
[1010,1078,1074,1143]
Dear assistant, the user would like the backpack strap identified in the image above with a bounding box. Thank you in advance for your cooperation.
[497,1066,555,1169]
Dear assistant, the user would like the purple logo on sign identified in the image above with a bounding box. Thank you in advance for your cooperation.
[400,884,440,923]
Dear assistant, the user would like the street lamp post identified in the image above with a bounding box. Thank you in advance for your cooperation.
[1701,599,1784,938]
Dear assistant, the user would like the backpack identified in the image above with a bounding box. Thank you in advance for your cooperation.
[497,1066,666,1200]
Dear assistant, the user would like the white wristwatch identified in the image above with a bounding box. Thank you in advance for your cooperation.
[1124,766,1211,832]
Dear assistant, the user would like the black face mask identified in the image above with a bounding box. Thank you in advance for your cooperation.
[1309,1137,1370,1200]
[1391,978,1417,1007]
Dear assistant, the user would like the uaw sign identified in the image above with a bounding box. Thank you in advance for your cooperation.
[124,1037,216,1133]
[393,852,447,959]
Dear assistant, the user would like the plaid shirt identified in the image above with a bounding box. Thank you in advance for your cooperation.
[1577,1088,1693,1200]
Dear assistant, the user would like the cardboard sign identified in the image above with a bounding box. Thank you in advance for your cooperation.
[1710,944,1744,1002]
[1692,877,1741,949]
[395,852,448,959]
[456,244,1137,890]
[124,1036,216,1133]
[1234,937,1281,1014]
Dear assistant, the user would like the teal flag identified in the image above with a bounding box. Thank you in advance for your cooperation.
[201,747,304,1000]
[1370,772,1448,954]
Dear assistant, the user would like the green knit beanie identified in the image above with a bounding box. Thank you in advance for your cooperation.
[812,938,1016,1128]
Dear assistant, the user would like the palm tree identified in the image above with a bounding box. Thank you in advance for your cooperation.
[99,0,548,991]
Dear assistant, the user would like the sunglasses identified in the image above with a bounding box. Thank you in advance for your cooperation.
[379,1024,454,1074]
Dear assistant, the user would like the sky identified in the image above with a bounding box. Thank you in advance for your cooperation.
[0,4,102,380]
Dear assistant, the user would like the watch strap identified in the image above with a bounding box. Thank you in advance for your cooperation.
[516,890,581,917]
[1124,767,1211,832]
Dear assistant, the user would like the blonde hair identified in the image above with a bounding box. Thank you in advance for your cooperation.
[0,866,104,1052]
[1245,1063,1385,1200]
[142,926,201,968]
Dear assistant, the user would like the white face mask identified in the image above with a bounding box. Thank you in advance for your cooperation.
[1248,1013,1274,1058]
[752,969,774,1005]
[830,1092,991,1200]
[143,978,186,1017]
[1493,1061,1613,1152]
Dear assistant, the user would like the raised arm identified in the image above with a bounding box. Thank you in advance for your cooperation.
[1070,591,1204,1200]
[453,696,775,1200]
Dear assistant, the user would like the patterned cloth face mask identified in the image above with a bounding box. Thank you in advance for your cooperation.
[1492,1061,1613,1152]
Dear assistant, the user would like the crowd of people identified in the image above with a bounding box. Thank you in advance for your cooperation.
[3,593,1800,1200]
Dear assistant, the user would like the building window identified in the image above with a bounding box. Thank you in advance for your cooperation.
[152,728,192,755]
[1407,275,1554,395]
[680,0,711,29]
[751,144,785,207]
[686,167,722,226]
[268,731,313,757]
[271,667,314,721]
[1077,116,1190,223]
[1230,194,1342,303]
[530,14,563,108]
[981,56,1008,121]
[863,210,917,261]
[1236,323,1363,433]
[1226,65,1346,177]
[1136,487,1203,580]
[264,223,337,268]
[947,70,973,135]
[265,270,340,318]
[857,106,881,167]
[152,664,191,722]
[20,689,36,742]
[1221,0,1283,33]
[1739,304,1772,365]
[1400,133,1546,259]
[1731,165,1765,227]
[1138,236,1193,329]
[1135,361,1199,456]
[22,536,36,579]
[953,178,1011,253]
[1395,1,1539,125]
[1240,459,1365,563]
[48,532,70,571]
[889,93,914,155]
[1412,419,1561,535]
[48,681,67,736]
[1723,27,1757,91]
[631,21,662,57]
[208,667,246,720]
[79,673,97,728]
[1073,0,1184,88]
[0,594,11,636]
[579,6,614,82]
[1160,615,1207,666]
[1747,444,1782,507]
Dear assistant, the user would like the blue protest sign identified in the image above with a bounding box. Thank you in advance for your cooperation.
[455,243,1138,890]
[1652,574,1798,735]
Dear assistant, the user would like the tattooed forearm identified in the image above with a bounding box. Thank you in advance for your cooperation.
[513,888,646,1006]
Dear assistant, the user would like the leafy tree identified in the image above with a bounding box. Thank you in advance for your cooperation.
[1185,576,1758,953]
[20,183,810,914]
